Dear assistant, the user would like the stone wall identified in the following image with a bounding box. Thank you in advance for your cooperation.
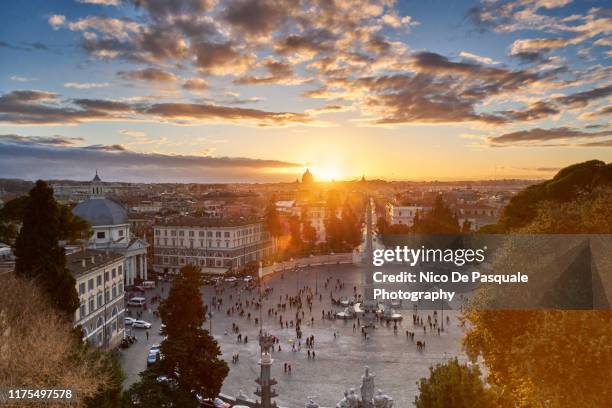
[259,253,354,278]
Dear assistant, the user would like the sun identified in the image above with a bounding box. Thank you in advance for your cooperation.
[312,166,342,181]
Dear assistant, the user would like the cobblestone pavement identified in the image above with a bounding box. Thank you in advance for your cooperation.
[119,264,469,407]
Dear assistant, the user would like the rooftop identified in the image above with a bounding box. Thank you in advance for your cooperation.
[73,198,128,226]
[156,216,264,228]
[66,249,124,278]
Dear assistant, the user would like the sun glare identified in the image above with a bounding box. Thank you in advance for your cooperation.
[312,166,342,181]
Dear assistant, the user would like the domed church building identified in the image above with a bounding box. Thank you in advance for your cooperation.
[73,171,149,285]
[301,168,314,184]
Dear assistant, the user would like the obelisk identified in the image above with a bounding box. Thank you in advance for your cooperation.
[362,197,377,330]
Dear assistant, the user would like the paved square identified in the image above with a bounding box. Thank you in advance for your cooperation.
[119,264,469,407]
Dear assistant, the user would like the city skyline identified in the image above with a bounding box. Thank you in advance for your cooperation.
[0,0,610,182]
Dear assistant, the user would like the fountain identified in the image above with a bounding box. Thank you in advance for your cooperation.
[335,367,393,408]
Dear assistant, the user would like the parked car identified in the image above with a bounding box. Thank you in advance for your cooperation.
[223,277,237,283]
[127,297,146,307]
[124,317,136,326]
[147,352,158,366]
[149,344,160,353]
[212,398,230,408]
[243,276,253,282]
[132,320,152,329]
[159,323,166,335]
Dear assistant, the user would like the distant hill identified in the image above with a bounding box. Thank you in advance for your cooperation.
[485,160,612,231]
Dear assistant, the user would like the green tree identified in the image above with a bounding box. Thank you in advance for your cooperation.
[123,370,196,408]
[520,187,611,234]
[324,189,344,251]
[465,164,612,407]
[13,181,83,315]
[414,358,499,408]
[0,195,29,244]
[288,215,303,254]
[341,200,362,248]
[157,265,229,401]
[300,204,318,252]
[1,192,91,245]
[325,213,343,251]
[376,215,389,235]
[483,160,611,232]
[412,196,460,234]
[302,219,318,250]
[264,196,283,238]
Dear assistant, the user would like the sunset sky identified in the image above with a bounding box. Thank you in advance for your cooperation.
[0,0,610,182]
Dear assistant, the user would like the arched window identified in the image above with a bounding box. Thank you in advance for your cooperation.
[111,307,118,317]
[96,317,104,329]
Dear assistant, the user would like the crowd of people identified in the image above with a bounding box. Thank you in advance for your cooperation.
[201,268,460,377]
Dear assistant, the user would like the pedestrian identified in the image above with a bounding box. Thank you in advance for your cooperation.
[146,329,149,341]
[312,351,315,360]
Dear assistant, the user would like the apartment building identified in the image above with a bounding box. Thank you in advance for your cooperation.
[385,203,430,227]
[67,249,125,349]
[153,217,274,275]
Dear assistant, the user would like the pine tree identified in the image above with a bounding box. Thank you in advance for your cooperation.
[14,180,80,316]
[157,265,229,400]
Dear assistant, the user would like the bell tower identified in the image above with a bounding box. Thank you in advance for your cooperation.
[90,170,105,198]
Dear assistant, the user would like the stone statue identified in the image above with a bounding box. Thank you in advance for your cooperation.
[360,366,375,406]
[336,389,359,408]
[373,389,394,408]
[347,388,359,407]
[336,390,349,408]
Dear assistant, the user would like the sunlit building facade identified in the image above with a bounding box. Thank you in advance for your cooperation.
[153,217,273,275]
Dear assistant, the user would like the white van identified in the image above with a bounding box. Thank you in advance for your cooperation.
[127,297,146,307]
[142,280,156,289]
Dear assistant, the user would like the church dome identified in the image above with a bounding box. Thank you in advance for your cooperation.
[73,198,128,226]
[302,168,314,184]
